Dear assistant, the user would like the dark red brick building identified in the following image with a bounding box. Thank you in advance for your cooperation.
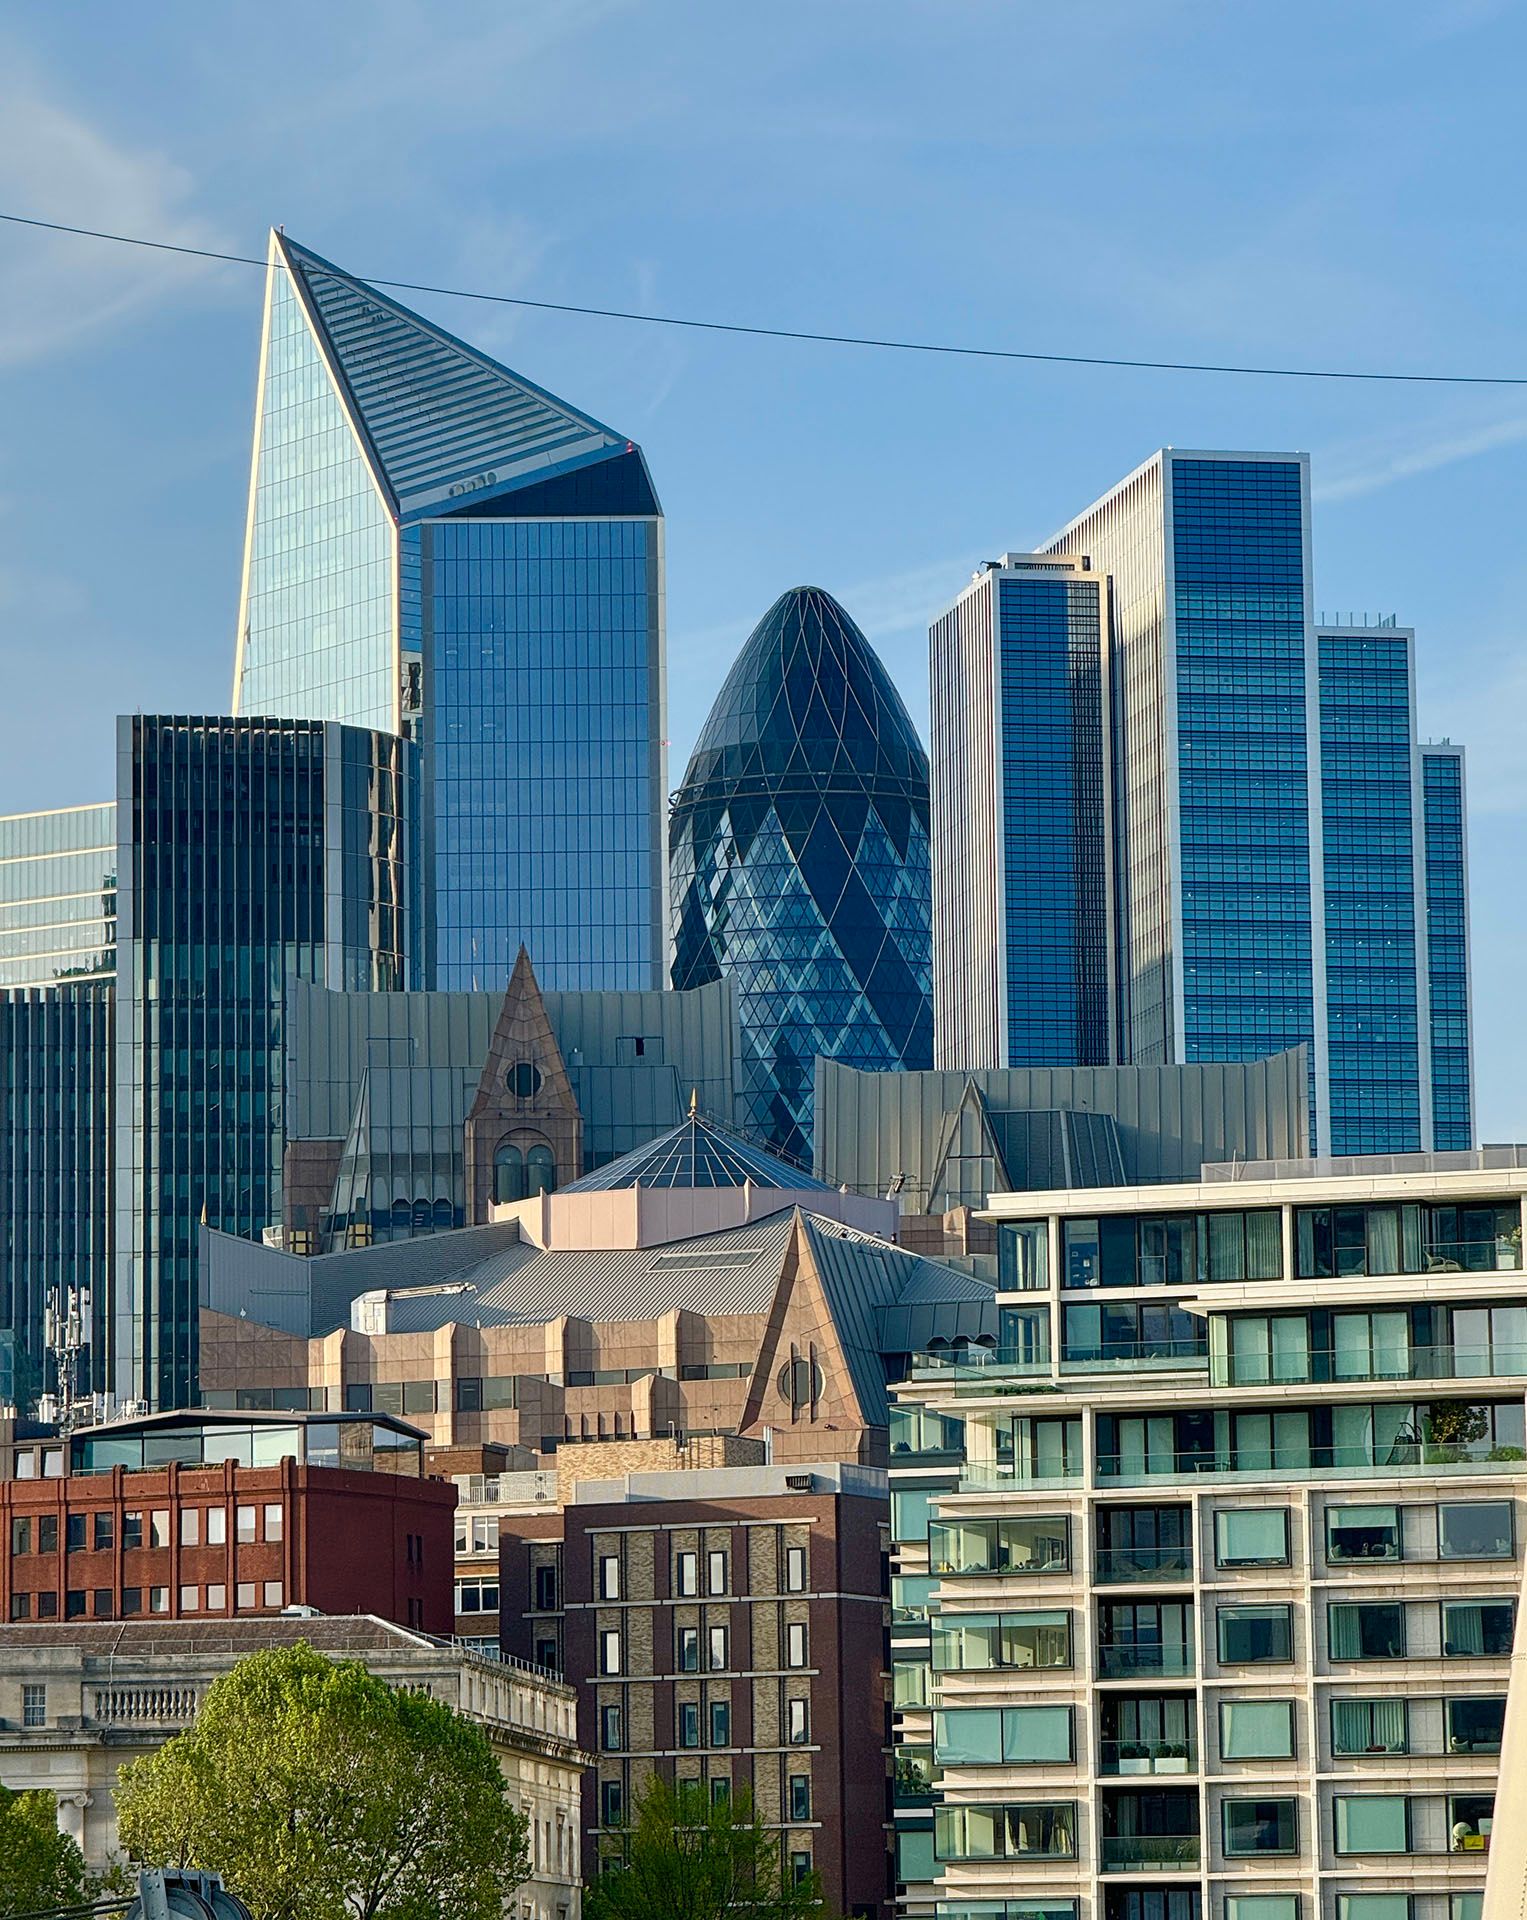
[1,1411,454,1635]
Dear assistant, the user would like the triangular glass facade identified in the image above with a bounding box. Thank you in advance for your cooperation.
[236,258,396,732]
[670,587,934,1161]
[232,232,667,997]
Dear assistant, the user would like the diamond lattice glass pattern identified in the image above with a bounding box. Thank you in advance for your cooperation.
[670,587,933,1160]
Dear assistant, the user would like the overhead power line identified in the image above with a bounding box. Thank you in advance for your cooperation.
[2,206,1526,389]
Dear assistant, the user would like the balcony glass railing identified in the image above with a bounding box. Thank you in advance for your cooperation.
[1097,1645,1195,1678]
[1299,1237,1520,1280]
[1097,1447,1526,1487]
[1063,1341,1207,1372]
[1099,1836,1200,1871]
[1099,1740,1196,1775]
[909,1347,1052,1381]
[1215,1345,1527,1389]
[1094,1548,1194,1583]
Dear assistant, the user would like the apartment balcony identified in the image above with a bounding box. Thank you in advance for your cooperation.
[1099,1739,1196,1776]
[1214,1344,1527,1390]
[1097,1645,1195,1679]
[1096,1446,1526,1488]
[1095,1547,1193,1584]
[1099,1836,1201,1871]
[1062,1341,1207,1375]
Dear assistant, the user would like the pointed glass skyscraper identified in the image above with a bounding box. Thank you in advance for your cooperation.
[670,587,934,1162]
[233,231,666,992]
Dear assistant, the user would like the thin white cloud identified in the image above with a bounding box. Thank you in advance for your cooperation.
[1314,412,1527,504]
[0,71,235,367]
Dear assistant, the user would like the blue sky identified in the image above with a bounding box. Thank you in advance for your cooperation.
[1,0,1524,1132]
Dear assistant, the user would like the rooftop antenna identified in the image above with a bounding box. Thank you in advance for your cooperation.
[43,1284,90,1433]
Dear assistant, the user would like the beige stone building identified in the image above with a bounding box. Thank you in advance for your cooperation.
[0,1615,586,1920]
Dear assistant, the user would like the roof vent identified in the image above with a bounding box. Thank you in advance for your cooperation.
[784,1473,812,1490]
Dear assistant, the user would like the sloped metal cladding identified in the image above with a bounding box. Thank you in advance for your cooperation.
[670,587,933,1161]
[276,235,634,519]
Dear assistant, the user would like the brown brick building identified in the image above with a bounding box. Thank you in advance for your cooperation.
[498,1457,892,1920]
[1,1411,454,1634]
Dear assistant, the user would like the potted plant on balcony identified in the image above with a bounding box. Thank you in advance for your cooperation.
[1156,1741,1190,1774]
[1118,1741,1150,1776]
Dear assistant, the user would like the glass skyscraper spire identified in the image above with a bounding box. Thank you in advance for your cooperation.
[930,451,1473,1156]
[233,230,666,992]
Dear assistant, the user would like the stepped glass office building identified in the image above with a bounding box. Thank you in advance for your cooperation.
[233,230,667,992]
[929,454,1472,1156]
[888,1153,1527,1920]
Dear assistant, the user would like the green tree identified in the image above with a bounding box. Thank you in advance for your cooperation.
[0,1780,91,1919]
[584,1775,831,1920]
[114,1642,529,1920]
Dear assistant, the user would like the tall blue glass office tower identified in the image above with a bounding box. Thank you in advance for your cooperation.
[233,231,665,992]
[0,803,117,1403]
[1422,743,1473,1150]
[930,451,1473,1156]
[671,586,934,1161]
[930,555,1112,1069]
[113,716,417,1409]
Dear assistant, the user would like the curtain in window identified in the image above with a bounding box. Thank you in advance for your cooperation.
[1367,1209,1401,1277]
[1209,1211,1246,1281]
[1331,1699,1372,1752]
[1329,1606,1360,1660]
[1446,1606,1486,1655]
[1247,1211,1283,1280]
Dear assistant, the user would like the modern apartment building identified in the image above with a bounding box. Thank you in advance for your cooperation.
[671,585,934,1162]
[0,1614,585,1920]
[888,1153,1526,1920]
[929,456,1473,1156]
[233,230,667,993]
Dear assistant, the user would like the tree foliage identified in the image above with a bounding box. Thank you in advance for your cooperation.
[0,1780,91,1920]
[114,1642,530,1920]
[584,1775,830,1920]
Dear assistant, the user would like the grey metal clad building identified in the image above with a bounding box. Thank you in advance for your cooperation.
[279,967,739,1252]
[813,1049,1311,1217]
